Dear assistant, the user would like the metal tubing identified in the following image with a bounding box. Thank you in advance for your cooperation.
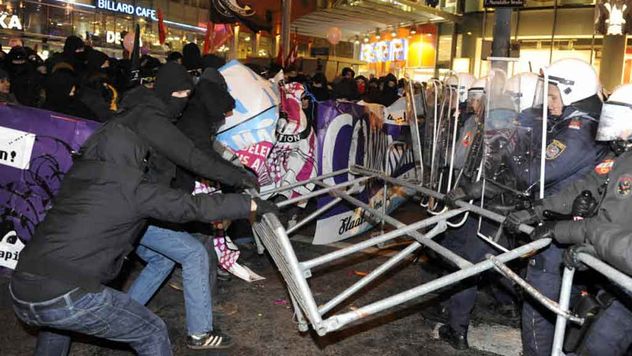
[322,238,551,333]
[578,253,632,293]
[488,255,582,324]
[552,267,577,356]
[277,175,373,208]
[351,165,535,235]
[300,208,466,270]
[286,196,343,235]
[260,168,350,196]
[313,180,473,269]
[318,222,446,316]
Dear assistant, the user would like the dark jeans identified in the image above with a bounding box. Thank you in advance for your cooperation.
[443,216,515,334]
[10,285,172,356]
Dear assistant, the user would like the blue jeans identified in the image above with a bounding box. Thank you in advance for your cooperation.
[127,225,213,335]
[11,285,171,356]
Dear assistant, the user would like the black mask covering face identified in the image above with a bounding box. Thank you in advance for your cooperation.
[166,96,189,122]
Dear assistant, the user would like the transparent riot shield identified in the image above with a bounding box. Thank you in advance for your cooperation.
[427,80,458,213]
[477,61,542,249]
[420,79,442,207]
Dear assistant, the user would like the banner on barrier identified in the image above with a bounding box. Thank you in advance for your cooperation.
[0,106,99,261]
[313,97,416,245]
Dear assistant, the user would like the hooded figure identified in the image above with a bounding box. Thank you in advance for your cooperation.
[62,35,86,73]
[309,72,330,101]
[201,54,226,70]
[182,43,202,71]
[43,68,97,120]
[332,67,359,100]
[0,68,18,104]
[167,51,183,64]
[379,73,400,106]
[6,46,43,107]
[173,68,238,192]
[79,50,117,122]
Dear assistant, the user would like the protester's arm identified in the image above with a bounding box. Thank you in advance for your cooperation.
[135,180,252,223]
[138,110,255,188]
[540,168,604,214]
[585,224,632,276]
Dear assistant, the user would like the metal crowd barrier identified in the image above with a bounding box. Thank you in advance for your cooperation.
[252,164,632,355]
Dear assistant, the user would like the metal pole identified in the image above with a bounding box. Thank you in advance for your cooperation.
[300,208,466,270]
[281,0,292,66]
[322,238,551,333]
[286,197,342,235]
[491,7,512,72]
[552,267,576,356]
[318,222,446,315]
[488,255,582,324]
[313,180,473,269]
[260,168,349,196]
[351,165,535,235]
[549,0,558,65]
[276,175,373,208]
[579,253,632,292]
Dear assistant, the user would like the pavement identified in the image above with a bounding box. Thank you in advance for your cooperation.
[0,202,523,355]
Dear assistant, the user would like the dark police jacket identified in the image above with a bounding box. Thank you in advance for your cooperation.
[539,150,632,275]
[15,88,252,292]
[525,107,608,195]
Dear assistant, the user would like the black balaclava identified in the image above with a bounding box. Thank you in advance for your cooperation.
[182,43,202,71]
[63,36,85,57]
[155,62,194,121]
[44,69,76,111]
[201,54,226,70]
[167,51,183,63]
[193,77,235,134]
[7,46,28,74]
[85,49,109,72]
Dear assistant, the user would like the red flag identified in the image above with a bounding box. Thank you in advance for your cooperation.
[285,41,298,67]
[157,8,167,45]
[203,22,214,54]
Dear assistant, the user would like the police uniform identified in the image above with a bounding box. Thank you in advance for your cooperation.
[521,106,608,356]
[537,150,632,355]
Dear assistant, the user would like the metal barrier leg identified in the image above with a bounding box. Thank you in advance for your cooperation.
[552,267,576,356]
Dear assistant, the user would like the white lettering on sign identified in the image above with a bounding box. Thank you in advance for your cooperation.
[0,12,22,30]
[106,31,122,44]
[96,0,157,20]
[0,126,36,170]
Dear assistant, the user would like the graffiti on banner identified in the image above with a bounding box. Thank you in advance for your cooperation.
[0,105,100,269]
[313,97,416,245]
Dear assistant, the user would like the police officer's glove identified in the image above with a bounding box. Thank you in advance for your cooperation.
[504,209,540,235]
[529,221,555,241]
[563,244,597,271]
[571,190,597,218]
[444,187,467,208]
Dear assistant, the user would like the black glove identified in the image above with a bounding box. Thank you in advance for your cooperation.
[529,221,555,241]
[571,190,597,218]
[444,187,467,208]
[252,198,288,226]
[504,209,540,234]
[563,244,597,271]
[234,170,259,191]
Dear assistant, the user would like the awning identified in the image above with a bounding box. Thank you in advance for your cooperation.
[292,0,460,40]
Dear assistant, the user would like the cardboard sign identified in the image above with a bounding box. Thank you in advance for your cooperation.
[0,126,36,170]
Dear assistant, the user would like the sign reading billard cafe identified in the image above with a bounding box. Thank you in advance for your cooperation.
[95,0,157,20]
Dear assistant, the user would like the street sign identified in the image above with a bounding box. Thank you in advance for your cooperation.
[484,0,524,7]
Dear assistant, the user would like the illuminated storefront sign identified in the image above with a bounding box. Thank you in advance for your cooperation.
[95,0,157,20]
[0,12,22,30]
[360,38,409,63]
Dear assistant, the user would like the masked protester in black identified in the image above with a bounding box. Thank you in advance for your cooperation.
[309,72,330,101]
[6,46,43,107]
[10,61,274,356]
[43,68,97,120]
[379,73,400,106]
[62,35,87,74]
[182,42,203,72]
[173,68,240,192]
[79,49,117,122]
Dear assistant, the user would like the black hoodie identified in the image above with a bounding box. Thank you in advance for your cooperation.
[182,43,202,71]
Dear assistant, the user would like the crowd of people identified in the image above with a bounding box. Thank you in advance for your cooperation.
[6,31,632,356]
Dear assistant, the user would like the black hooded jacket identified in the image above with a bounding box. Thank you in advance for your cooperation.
[174,75,238,192]
[182,43,202,71]
[43,69,97,120]
[14,83,252,296]
[6,46,42,107]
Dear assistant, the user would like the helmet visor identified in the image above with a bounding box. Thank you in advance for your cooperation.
[596,102,632,141]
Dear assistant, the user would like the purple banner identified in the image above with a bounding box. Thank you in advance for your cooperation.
[0,105,100,244]
[314,99,415,244]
